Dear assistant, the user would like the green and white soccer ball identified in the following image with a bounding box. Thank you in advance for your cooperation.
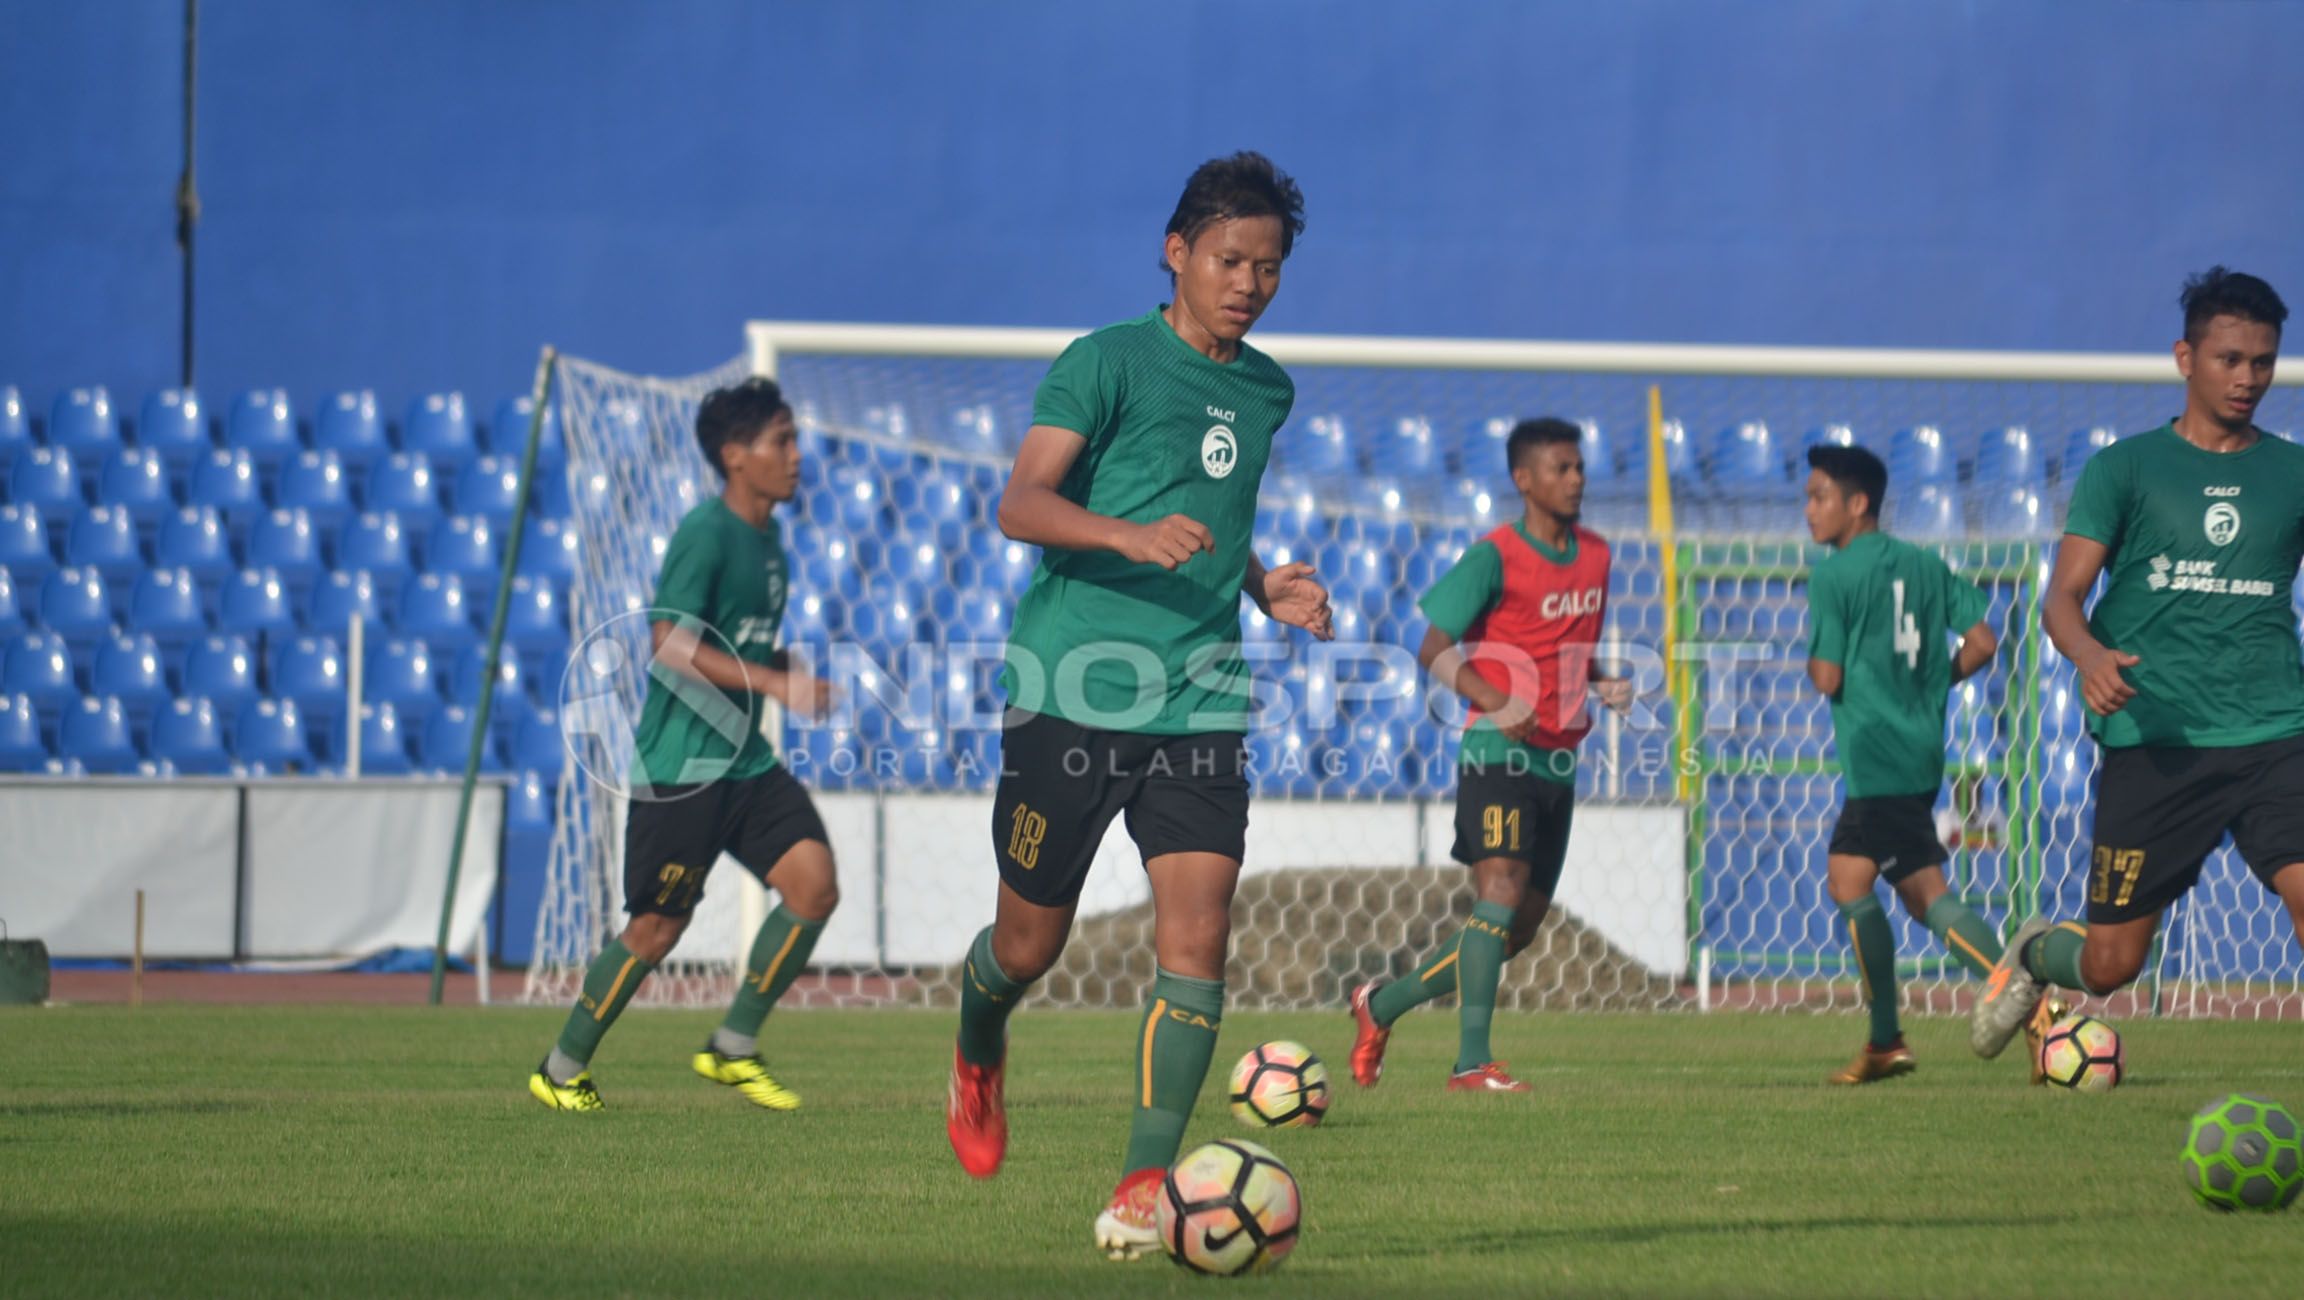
[1158,1138,1302,1276]
[2182,1094,2303,1212]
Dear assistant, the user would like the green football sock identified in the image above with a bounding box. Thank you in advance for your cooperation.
[1839,896,1900,1049]
[715,905,824,1055]
[1120,968,1224,1177]
[956,926,1030,1068]
[1453,900,1516,1072]
[2021,920,2096,992]
[552,939,653,1071]
[1370,930,1466,1027]
[1923,894,2003,980]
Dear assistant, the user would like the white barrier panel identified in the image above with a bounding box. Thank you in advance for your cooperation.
[244,783,504,960]
[0,780,503,962]
[0,783,240,958]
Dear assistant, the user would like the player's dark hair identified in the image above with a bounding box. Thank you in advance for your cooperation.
[2181,266,2287,344]
[1161,151,1306,275]
[1506,417,1582,472]
[694,377,789,481]
[1807,444,1888,518]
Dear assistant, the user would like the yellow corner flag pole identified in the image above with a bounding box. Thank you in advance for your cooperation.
[1646,387,1691,801]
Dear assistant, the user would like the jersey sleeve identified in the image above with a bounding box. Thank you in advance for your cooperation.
[1417,540,1504,639]
[1806,558,1847,664]
[650,515,717,625]
[2062,448,2125,547]
[1944,563,1991,633]
[1030,336,1116,440]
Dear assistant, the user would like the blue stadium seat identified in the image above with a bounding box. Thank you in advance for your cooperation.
[1448,477,1505,529]
[1799,424,1858,463]
[1284,414,1351,475]
[508,518,577,589]
[363,638,442,723]
[336,513,415,599]
[61,696,139,773]
[339,703,414,774]
[271,634,347,726]
[453,456,526,527]
[10,446,82,516]
[1974,426,2043,490]
[278,450,355,531]
[137,388,209,480]
[0,502,56,585]
[1455,416,1511,477]
[424,515,501,600]
[187,448,263,527]
[0,692,46,770]
[1889,425,1954,485]
[449,643,528,723]
[156,506,235,588]
[365,453,443,533]
[1978,485,2046,536]
[151,697,233,775]
[129,567,209,655]
[1349,475,1408,519]
[512,708,564,774]
[944,404,1003,457]
[505,768,552,829]
[423,704,504,773]
[486,394,564,469]
[232,698,312,773]
[402,392,476,470]
[503,575,567,659]
[1375,416,1437,477]
[1,633,75,715]
[97,448,175,542]
[0,385,27,468]
[1892,482,1962,539]
[1709,421,1779,485]
[49,387,121,466]
[182,635,260,721]
[0,569,18,640]
[246,509,325,605]
[93,632,169,729]
[39,567,113,654]
[225,388,300,475]
[65,505,143,588]
[2062,425,2118,480]
[315,390,387,473]
[218,568,298,641]
[309,570,386,639]
[828,463,883,533]
[397,575,477,653]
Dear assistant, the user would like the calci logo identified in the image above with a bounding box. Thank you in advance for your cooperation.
[2204,500,2242,547]
[1201,423,1238,479]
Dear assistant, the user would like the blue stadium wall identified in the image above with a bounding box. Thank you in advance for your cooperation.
[5,0,2304,407]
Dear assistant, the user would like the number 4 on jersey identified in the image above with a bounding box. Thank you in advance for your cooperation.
[1891,579,1921,669]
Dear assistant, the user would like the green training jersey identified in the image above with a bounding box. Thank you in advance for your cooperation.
[1806,531,1991,798]
[2062,424,2304,749]
[631,497,788,790]
[1001,309,1295,734]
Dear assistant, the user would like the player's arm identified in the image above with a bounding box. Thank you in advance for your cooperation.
[996,425,1212,570]
[2042,533,2137,715]
[1949,620,1997,685]
[1417,624,1542,744]
[650,621,832,718]
[1243,549,1334,639]
[1806,656,1843,699]
[1804,562,1844,699]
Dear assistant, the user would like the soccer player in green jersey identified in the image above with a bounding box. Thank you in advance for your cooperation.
[529,378,840,1113]
[941,152,1333,1261]
[1346,418,1630,1095]
[1974,268,2304,1058]
[1798,444,2008,1084]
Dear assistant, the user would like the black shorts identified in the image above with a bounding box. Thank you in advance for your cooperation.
[990,709,1250,908]
[2086,733,2304,924]
[623,764,830,916]
[1450,757,1576,897]
[1827,793,1949,885]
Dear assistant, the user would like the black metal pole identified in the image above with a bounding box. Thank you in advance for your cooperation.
[176,0,200,389]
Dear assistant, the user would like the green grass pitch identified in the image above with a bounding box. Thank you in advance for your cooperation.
[2,1005,2297,1297]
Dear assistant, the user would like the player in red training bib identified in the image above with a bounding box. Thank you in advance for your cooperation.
[1348,417,1630,1092]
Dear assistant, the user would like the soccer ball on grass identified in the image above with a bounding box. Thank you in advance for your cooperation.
[1227,1040,1330,1129]
[1158,1138,1302,1275]
[2182,1094,2303,1212]
[2035,1014,2122,1093]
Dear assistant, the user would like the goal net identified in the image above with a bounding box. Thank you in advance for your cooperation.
[522,328,2304,1021]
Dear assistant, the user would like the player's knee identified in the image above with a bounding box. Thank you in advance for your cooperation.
[622,913,689,964]
[788,877,839,923]
[2079,945,2144,994]
[991,926,1065,983]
